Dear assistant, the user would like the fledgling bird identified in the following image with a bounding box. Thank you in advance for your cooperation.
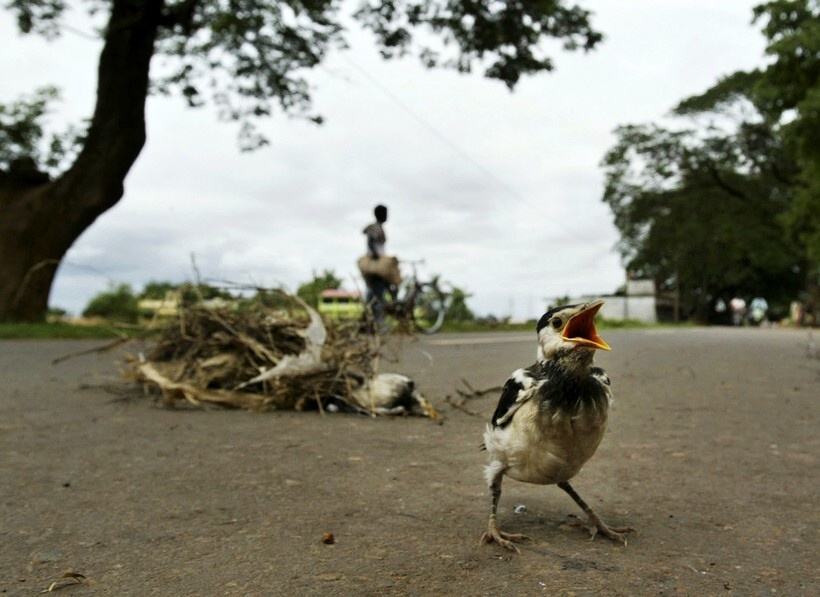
[480,300,633,552]
[351,373,438,418]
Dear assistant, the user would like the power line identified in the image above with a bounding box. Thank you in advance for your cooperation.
[339,54,535,208]
[58,22,535,208]
[62,23,101,41]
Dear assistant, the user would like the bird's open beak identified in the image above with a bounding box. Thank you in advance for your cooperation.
[561,300,611,351]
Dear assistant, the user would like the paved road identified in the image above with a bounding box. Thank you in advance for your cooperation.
[1,328,818,595]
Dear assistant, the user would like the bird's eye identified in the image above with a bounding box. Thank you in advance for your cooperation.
[551,317,562,329]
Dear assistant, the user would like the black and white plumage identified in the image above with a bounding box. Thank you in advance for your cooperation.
[480,300,634,552]
[350,373,437,417]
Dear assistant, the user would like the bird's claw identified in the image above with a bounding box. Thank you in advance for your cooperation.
[479,523,530,553]
[565,514,635,546]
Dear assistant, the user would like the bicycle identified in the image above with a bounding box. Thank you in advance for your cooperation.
[365,259,449,335]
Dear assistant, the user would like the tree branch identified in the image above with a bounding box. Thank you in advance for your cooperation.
[159,0,199,33]
[55,0,163,214]
[705,162,748,201]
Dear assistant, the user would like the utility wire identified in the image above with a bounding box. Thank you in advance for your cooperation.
[59,22,534,208]
[62,23,101,41]
[339,54,535,208]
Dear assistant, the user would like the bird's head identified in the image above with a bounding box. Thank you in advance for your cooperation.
[536,300,610,367]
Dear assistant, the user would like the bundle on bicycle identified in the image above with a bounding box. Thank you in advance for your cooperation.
[356,256,448,335]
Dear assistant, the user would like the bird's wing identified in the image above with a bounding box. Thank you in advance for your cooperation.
[490,368,539,428]
[590,366,613,404]
[590,366,611,388]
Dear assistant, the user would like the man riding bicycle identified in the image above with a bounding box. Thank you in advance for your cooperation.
[361,204,396,329]
[357,210,447,335]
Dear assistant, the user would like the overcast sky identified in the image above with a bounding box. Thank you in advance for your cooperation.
[2,1,767,318]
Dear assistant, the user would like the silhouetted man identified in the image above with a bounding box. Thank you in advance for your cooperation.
[363,205,389,327]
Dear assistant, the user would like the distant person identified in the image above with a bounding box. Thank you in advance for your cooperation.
[714,298,728,325]
[364,204,387,260]
[749,297,769,326]
[362,205,392,328]
[730,296,746,326]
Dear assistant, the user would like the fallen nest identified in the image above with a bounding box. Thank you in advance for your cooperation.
[129,291,438,419]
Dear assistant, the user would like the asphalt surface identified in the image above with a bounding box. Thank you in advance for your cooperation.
[1,328,818,596]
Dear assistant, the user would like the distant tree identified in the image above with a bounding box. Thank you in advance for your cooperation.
[682,1,820,295]
[139,281,178,300]
[602,120,804,321]
[297,270,343,308]
[1,0,603,322]
[136,280,233,304]
[82,284,139,322]
[446,286,475,322]
[178,283,234,305]
[46,306,67,320]
[601,0,816,321]
[552,295,572,307]
[244,288,294,311]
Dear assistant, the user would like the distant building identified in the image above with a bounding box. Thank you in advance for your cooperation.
[602,279,658,323]
[318,289,363,319]
[137,291,182,317]
[137,290,234,317]
[560,277,660,323]
[626,279,654,296]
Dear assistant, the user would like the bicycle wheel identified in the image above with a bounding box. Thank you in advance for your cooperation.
[412,282,447,334]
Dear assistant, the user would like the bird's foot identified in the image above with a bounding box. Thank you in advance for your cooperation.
[565,513,634,546]
[479,520,530,553]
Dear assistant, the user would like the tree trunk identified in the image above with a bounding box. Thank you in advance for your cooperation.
[0,0,162,321]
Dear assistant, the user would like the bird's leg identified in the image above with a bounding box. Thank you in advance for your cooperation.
[557,481,634,545]
[479,469,530,553]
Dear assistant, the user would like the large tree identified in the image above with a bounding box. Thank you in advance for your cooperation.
[676,0,820,269]
[601,0,818,321]
[1,0,602,321]
[602,119,804,320]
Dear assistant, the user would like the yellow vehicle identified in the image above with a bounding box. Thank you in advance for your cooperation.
[318,289,364,319]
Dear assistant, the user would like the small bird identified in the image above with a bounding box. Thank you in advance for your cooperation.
[351,373,438,418]
[480,300,633,552]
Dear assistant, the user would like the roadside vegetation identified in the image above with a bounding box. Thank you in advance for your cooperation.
[0,273,693,339]
[0,322,145,339]
[0,316,670,340]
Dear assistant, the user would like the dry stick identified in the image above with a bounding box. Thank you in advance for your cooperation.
[445,378,502,417]
[134,280,420,417]
[52,335,130,365]
[460,377,478,394]
[190,252,203,287]
[365,321,381,416]
[314,388,325,416]
[343,372,356,412]
[188,253,239,336]
[178,301,187,338]
[330,365,352,411]
[456,378,503,399]
[444,395,480,416]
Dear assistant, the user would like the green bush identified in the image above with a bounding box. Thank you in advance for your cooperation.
[179,283,235,305]
[139,281,178,300]
[297,270,342,307]
[82,284,140,323]
[446,287,476,322]
[46,306,67,320]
